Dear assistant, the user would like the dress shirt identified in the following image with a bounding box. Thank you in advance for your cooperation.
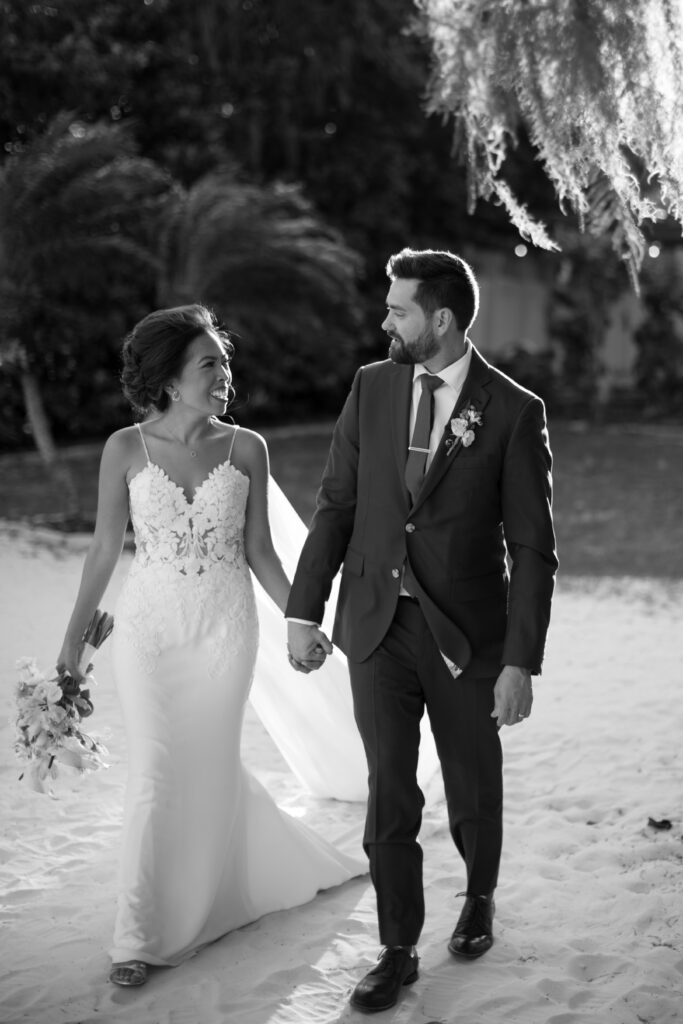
[399,341,472,595]
[409,341,473,471]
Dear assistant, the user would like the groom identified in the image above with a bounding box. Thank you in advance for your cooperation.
[286,248,558,1012]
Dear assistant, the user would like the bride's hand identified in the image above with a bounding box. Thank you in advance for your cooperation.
[56,641,85,683]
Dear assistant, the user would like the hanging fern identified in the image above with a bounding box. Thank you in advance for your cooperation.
[416,0,683,283]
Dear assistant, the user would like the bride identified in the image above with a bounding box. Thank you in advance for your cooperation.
[56,304,372,986]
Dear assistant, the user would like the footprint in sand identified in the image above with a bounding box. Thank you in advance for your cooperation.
[534,860,569,881]
[545,1014,587,1024]
[567,952,629,983]
[536,976,572,1003]
[1,887,45,904]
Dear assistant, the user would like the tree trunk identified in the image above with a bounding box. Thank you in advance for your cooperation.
[20,369,80,518]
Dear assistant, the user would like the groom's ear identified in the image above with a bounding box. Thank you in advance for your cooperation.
[433,307,452,334]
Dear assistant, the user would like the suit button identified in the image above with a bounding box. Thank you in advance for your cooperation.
[405,523,415,533]
[391,568,400,578]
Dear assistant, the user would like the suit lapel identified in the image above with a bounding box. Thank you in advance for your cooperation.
[409,347,493,513]
[390,364,414,482]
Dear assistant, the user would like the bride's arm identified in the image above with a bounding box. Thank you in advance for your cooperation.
[57,431,131,681]
[241,430,292,614]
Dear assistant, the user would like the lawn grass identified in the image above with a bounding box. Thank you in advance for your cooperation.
[1,420,682,577]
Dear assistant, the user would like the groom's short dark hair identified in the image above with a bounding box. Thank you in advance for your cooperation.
[386,248,479,332]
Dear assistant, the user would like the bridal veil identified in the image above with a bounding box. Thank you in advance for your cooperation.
[249,476,441,803]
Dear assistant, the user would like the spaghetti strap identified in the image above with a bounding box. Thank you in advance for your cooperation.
[227,424,239,463]
[136,422,152,464]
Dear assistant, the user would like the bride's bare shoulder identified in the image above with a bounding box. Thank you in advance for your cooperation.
[101,425,144,471]
[233,425,267,449]
[228,425,268,474]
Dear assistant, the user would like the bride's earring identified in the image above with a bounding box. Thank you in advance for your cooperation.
[171,389,180,402]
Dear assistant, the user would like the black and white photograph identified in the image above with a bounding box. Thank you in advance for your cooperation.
[0,2,681,1022]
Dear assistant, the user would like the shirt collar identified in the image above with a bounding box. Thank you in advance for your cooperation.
[413,339,472,391]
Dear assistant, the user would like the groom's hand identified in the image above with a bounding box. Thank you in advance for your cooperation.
[491,665,533,727]
[287,622,333,673]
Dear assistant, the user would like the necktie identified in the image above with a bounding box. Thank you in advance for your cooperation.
[404,374,443,503]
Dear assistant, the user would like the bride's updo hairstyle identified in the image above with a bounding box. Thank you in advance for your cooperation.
[121,304,234,414]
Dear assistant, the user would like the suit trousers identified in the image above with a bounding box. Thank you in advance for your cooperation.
[348,597,503,946]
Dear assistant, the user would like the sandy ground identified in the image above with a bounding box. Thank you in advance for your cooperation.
[1,522,682,1024]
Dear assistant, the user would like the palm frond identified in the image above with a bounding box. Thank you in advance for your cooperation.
[160,171,362,309]
[0,111,175,359]
[159,169,366,415]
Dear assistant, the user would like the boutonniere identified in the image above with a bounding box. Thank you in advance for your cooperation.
[444,404,483,455]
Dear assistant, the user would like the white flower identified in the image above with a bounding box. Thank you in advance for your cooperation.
[446,404,482,455]
[450,417,468,438]
[16,657,45,684]
[14,654,110,794]
[43,681,64,705]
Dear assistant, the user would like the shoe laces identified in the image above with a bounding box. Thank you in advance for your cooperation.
[455,893,493,935]
[378,945,416,965]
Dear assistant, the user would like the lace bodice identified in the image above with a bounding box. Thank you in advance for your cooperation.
[114,435,259,677]
[128,460,249,576]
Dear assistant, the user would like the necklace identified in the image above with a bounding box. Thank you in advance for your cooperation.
[163,424,202,457]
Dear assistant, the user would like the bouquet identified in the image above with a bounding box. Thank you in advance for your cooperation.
[14,609,114,795]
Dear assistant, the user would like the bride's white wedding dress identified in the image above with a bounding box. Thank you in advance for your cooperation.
[109,425,367,967]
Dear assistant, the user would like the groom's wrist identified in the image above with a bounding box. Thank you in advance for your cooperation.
[286,617,320,627]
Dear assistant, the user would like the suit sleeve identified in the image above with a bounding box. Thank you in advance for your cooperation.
[284,368,361,623]
[500,396,558,673]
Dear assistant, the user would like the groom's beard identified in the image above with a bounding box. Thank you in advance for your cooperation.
[388,324,439,364]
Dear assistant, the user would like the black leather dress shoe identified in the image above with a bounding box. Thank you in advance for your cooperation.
[350,946,419,1012]
[448,893,495,958]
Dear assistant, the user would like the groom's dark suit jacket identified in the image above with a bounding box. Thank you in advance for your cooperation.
[286,346,558,680]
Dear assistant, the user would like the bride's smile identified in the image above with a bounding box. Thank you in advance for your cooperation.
[165,331,233,417]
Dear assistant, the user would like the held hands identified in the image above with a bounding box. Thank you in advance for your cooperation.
[491,665,533,728]
[287,622,333,674]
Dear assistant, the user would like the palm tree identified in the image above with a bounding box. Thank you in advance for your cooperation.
[0,112,175,519]
[158,169,366,418]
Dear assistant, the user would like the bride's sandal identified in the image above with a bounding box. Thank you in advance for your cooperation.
[109,960,148,987]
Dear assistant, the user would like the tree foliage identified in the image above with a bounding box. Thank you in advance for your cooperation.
[418,0,683,282]
[159,169,366,419]
[0,113,176,445]
[1,0,679,454]
[546,234,628,408]
[633,251,683,412]
[0,0,229,181]
[0,1,509,274]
